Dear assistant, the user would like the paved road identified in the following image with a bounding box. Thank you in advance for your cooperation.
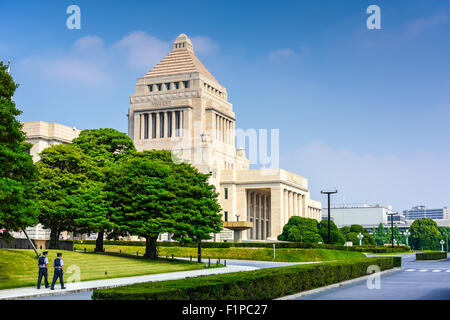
[31,258,306,300]
[297,253,450,300]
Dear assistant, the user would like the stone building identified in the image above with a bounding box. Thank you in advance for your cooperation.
[22,121,80,162]
[128,33,322,241]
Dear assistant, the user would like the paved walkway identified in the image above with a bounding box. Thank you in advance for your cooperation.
[32,258,310,300]
[0,264,257,300]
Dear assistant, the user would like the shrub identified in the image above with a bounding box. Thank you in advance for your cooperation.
[410,218,442,250]
[278,216,322,243]
[416,251,447,260]
[70,240,410,253]
[318,220,345,245]
[92,256,401,300]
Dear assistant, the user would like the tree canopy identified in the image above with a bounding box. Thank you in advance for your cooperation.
[318,220,345,244]
[277,216,323,243]
[108,150,222,259]
[35,144,103,248]
[0,61,38,233]
[72,128,136,251]
[339,224,375,245]
[409,218,442,250]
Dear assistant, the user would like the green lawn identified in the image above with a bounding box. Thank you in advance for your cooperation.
[0,249,207,290]
[74,244,365,262]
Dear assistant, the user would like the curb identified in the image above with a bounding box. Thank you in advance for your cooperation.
[276,267,403,300]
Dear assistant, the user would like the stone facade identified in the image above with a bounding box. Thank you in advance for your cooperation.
[128,34,322,241]
[22,121,80,162]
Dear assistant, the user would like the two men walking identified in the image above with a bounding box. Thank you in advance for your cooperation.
[37,252,66,290]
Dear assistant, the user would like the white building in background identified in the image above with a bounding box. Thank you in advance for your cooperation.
[403,206,449,220]
[321,204,405,228]
[12,121,81,240]
[22,121,80,162]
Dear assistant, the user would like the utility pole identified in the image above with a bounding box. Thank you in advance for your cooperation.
[386,212,397,248]
[321,190,337,244]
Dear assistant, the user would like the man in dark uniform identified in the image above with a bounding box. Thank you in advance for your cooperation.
[50,252,66,290]
[37,251,50,289]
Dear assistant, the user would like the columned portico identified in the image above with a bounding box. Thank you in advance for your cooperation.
[246,189,271,240]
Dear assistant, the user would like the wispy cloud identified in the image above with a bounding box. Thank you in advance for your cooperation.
[268,46,310,62]
[191,36,219,55]
[268,48,296,61]
[17,32,218,86]
[401,9,449,39]
[114,31,170,70]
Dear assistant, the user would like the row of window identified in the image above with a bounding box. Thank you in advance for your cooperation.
[141,111,182,139]
[174,42,187,49]
[148,81,190,92]
[204,82,224,97]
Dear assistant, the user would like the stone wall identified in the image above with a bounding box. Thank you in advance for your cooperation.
[0,239,74,251]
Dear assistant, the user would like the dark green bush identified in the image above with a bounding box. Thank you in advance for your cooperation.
[416,251,447,260]
[92,256,401,300]
[70,239,409,252]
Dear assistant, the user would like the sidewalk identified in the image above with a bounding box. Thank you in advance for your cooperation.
[0,265,257,300]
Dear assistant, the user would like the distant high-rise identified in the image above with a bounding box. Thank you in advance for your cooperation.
[403,206,449,220]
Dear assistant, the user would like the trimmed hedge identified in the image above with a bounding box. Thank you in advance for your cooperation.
[92,256,401,300]
[70,239,409,253]
[416,252,447,260]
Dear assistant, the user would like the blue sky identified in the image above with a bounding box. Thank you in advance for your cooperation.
[1,0,449,211]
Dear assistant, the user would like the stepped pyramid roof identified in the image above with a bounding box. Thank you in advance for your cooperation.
[144,33,219,84]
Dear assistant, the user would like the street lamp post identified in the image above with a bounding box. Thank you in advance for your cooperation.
[403,229,411,247]
[440,239,445,252]
[386,212,398,248]
[357,232,364,246]
[321,190,337,244]
[447,232,448,252]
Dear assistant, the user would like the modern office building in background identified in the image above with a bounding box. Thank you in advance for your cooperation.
[403,206,449,220]
[321,204,405,228]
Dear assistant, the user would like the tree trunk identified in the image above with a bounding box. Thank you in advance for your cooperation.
[95,230,104,252]
[197,242,202,263]
[144,236,158,259]
[49,229,58,249]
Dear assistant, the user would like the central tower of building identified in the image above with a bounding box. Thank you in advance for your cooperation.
[129,33,322,241]
[128,33,249,190]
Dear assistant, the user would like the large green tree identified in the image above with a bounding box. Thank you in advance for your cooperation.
[109,150,222,260]
[409,218,442,250]
[72,128,136,252]
[278,216,323,243]
[36,144,102,248]
[318,220,345,244]
[0,61,38,234]
[108,152,180,258]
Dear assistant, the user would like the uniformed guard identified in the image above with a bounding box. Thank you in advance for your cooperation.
[50,252,66,290]
[37,251,49,289]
